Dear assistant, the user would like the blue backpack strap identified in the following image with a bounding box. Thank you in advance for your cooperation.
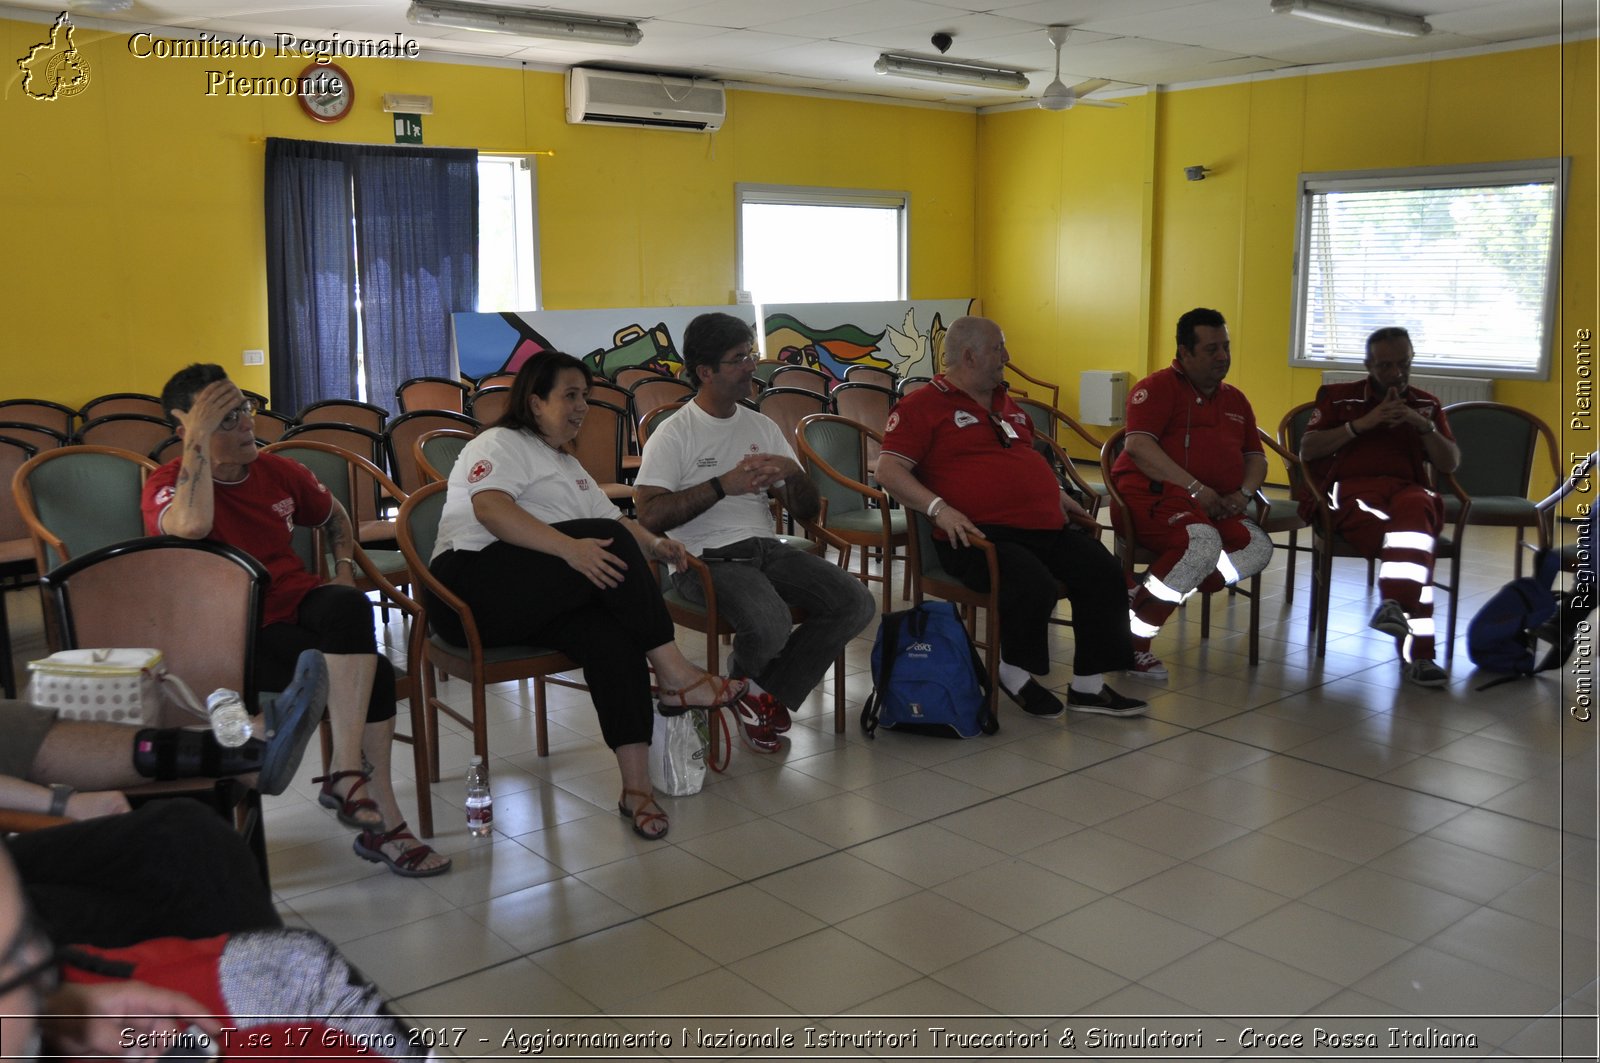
[860,608,907,739]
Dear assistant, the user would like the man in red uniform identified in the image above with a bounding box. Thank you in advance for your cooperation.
[876,315,1146,718]
[1299,327,1460,687]
[1111,308,1273,679]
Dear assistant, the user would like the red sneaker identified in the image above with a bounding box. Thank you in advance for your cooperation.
[732,692,783,753]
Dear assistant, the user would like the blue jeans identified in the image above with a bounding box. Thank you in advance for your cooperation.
[671,537,876,708]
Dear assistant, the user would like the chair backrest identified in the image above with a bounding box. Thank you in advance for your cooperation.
[239,389,271,411]
[844,364,898,389]
[0,422,69,453]
[0,400,76,437]
[251,409,297,444]
[386,411,480,494]
[13,446,158,573]
[755,387,830,449]
[41,537,267,716]
[573,399,627,485]
[279,422,387,473]
[586,380,631,410]
[768,365,830,395]
[829,382,895,432]
[614,366,672,391]
[475,372,517,390]
[1097,429,1135,558]
[1002,364,1060,409]
[265,439,404,533]
[0,436,40,546]
[466,386,512,426]
[628,378,694,427]
[637,400,688,448]
[414,428,476,484]
[395,481,465,641]
[796,414,873,519]
[1277,402,1318,500]
[80,393,166,422]
[297,398,388,435]
[149,434,184,465]
[396,375,470,414]
[75,414,175,455]
[897,376,932,399]
[752,360,786,386]
[1011,395,1106,452]
[1443,401,1558,500]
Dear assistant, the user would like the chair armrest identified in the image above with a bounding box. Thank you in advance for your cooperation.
[0,808,74,833]
[351,543,420,619]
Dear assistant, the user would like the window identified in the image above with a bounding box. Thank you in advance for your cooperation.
[737,184,907,305]
[477,154,540,311]
[1288,160,1565,379]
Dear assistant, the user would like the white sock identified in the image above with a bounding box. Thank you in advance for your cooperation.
[1069,674,1105,695]
[743,679,768,699]
[997,662,1031,693]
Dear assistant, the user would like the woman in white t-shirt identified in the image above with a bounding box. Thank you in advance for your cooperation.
[429,352,744,840]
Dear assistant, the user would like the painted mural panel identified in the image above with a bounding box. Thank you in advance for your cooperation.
[760,300,972,383]
[450,299,973,384]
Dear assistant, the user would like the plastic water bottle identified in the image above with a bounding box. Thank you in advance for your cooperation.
[465,755,493,837]
[205,689,252,748]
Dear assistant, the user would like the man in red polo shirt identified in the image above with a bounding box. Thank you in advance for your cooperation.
[1111,308,1273,679]
[1299,327,1460,687]
[876,316,1146,718]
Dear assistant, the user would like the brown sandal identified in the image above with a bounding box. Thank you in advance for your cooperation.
[313,770,381,829]
[657,673,748,715]
[619,788,669,841]
[353,821,451,878]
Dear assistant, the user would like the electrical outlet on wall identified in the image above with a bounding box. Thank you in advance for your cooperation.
[242,349,264,366]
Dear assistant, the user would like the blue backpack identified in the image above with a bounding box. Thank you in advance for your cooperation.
[1467,548,1562,688]
[860,602,996,739]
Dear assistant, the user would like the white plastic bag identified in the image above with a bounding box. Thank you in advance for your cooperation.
[27,648,206,726]
[648,708,709,797]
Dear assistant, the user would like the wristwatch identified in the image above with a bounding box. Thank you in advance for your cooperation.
[48,782,75,816]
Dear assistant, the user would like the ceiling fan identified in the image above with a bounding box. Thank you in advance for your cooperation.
[1038,25,1117,111]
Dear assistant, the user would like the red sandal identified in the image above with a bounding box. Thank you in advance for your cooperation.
[619,788,669,841]
[657,673,748,716]
[313,770,381,829]
[353,821,451,878]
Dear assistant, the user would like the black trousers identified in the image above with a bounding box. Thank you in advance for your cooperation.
[9,800,280,947]
[428,519,674,749]
[256,584,395,723]
[937,523,1134,677]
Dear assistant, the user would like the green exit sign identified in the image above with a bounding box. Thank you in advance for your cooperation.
[393,114,423,144]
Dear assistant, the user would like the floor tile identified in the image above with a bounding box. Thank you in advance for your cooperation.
[837,891,1016,972]
[728,928,920,1014]
[1115,862,1290,937]
[1141,940,1342,1015]
[931,936,1128,1015]
[1030,896,1212,981]
[648,883,826,964]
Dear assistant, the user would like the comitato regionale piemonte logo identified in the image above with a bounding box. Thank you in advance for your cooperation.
[18,11,91,101]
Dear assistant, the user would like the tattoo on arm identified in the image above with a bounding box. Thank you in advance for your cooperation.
[636,481,721,534]
[777,473,820,524]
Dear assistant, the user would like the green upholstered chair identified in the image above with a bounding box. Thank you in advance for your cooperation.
[795,413,908,613]
[1442,401,1560,578]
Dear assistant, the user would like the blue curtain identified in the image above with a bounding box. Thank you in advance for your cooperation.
[265,139,357,417]
[354,146,478,415]
[265,141,477,416]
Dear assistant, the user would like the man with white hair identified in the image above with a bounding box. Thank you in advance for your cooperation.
[875,315,1146,718]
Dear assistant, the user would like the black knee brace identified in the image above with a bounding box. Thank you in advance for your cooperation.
[132,728,266,780]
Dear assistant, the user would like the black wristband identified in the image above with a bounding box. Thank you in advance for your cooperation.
[48,783,74,817]
[708,476,725,500]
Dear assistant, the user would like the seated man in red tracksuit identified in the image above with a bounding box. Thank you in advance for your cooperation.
[1299,326,1461,688]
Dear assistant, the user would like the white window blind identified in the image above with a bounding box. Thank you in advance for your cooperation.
[1289,160,1564,379]
[736,184,907,305]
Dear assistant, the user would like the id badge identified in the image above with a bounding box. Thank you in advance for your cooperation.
[998,419,1019,439]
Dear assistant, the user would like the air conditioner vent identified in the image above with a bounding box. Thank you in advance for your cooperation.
[566,68,725,132]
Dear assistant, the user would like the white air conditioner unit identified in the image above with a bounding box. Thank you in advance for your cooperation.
[566,68,725,132]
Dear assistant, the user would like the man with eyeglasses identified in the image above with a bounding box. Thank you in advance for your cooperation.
[142,365,448,877]
[876,315,1147,718]
[0,841,221,1061]
[636,313,877,752]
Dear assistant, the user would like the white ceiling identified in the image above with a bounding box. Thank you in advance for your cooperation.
[8,0,1587,108]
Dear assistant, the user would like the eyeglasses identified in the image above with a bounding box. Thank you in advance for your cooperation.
[719,352,756,368]
[0,911,60,1001]
[219,399,257,431]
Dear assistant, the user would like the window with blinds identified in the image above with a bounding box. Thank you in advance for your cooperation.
[1288,160,1565,379]
[736,184,907,306]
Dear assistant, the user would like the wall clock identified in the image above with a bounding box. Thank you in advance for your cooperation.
[299,63,353,123]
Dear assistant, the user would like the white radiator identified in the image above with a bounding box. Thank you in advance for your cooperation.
[1320,371,1492,406]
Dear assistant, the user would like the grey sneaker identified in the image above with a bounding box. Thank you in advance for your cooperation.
[1403,658,1448,688]
[1369,599,1410,640]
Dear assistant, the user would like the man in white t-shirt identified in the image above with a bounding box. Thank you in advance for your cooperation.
[636,313,876,752]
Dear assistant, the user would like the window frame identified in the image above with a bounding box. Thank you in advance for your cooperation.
[477,152,541,312]
[735,183,909,305]
[1286,158,1567,380]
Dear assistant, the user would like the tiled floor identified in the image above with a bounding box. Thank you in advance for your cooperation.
[8,523,1598,1059]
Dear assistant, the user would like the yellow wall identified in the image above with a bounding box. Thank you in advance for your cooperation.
[978,41,1597,481]
[0,15,976,406]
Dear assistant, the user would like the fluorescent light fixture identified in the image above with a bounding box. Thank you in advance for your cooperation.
[873,53,1029,91]
[383,93,435,114]
[407,0,643,46]
[1269,0,1431,38]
